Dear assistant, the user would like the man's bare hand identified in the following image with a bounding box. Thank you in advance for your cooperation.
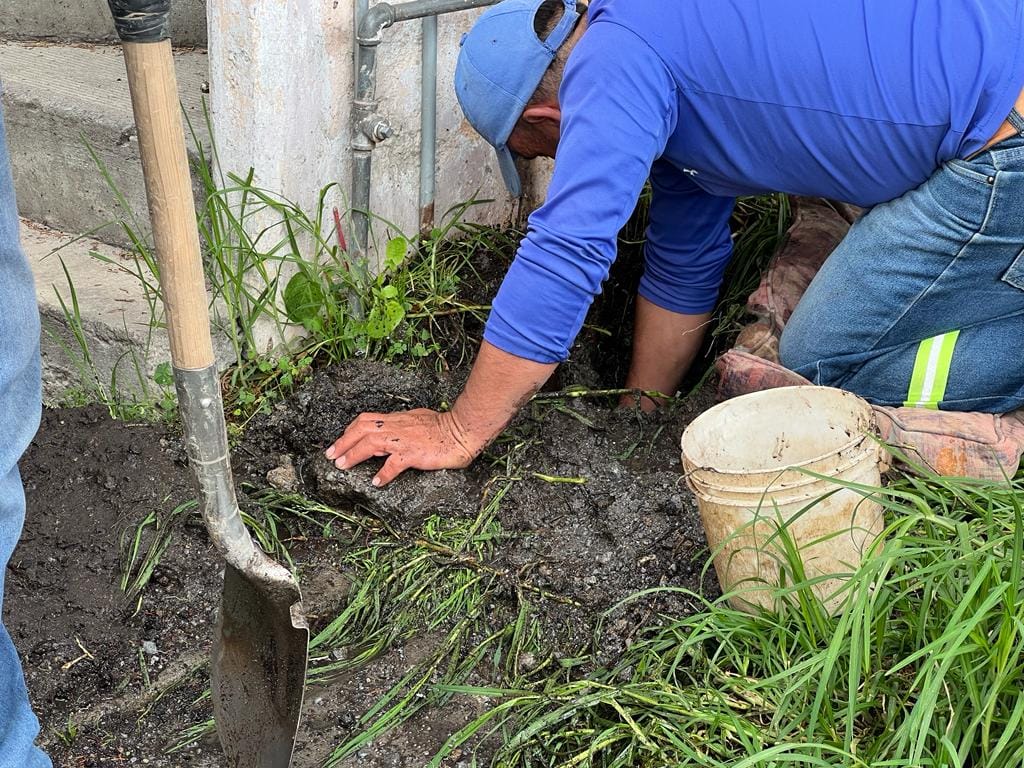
[324,409,482,487]
[325,341,557,488]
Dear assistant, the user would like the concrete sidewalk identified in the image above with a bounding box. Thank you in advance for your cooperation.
[1,41,210,249]
[22,218,171,401]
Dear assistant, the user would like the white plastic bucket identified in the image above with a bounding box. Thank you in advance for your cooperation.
[681,386,885,614]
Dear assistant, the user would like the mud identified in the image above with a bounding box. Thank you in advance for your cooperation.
[11,359,718,766]
[254,361,717,653]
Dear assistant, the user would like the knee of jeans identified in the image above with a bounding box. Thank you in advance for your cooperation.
[778,320,820,376]
[779,326,854,388]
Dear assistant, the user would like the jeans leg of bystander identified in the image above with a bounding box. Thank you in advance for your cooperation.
[0,83,52,768]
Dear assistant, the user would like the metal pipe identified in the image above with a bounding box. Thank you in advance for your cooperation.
[351,0,499,265]
[361,0,499,39]
[355,0,370,102]
[419,15,438,233]
[349,0,375,320]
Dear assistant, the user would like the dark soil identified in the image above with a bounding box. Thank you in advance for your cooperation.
[10,405,223,766]
[8,225,722,765]
[246,361,717,656]
[8,359,718,767]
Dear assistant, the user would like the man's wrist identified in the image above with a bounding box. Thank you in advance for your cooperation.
[445,340,558,457]
[446,398,503,457]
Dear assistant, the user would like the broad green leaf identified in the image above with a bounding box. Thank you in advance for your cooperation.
[153,361,174,387]
[283,271,325,325]
[384,236,409,271]
[365,299,406,339]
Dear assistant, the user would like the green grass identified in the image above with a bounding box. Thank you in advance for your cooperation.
[45,253,174,421]
[715,195,791,338]
[163,459,1024,767]
[167,480,567,761]
[247,483,562,767]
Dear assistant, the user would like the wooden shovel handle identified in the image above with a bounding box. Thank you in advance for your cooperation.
[123,40,213,370]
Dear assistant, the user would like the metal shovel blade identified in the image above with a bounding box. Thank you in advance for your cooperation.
[213,564,309,768]
[174,368,309,767]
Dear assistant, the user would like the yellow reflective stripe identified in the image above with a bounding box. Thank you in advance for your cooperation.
[904,337,935,408]
[904,330,961,409]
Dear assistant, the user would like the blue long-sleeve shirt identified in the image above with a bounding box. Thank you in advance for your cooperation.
[484,0,1024,363]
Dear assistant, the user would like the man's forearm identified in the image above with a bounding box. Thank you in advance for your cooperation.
[624,296,711,408]
[450,340,557,450]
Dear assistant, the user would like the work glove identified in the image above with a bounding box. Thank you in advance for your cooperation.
[730,196,855,364]
[719,196,852,387]
[872,406,1024,481]
[715,349,810,400]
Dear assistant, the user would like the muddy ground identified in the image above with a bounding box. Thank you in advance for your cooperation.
[8,358,720,767]
[9,237,723,768]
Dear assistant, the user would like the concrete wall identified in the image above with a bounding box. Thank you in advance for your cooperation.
[208,0,541,265]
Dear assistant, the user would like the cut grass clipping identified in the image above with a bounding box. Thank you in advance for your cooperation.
[120,498,198,615]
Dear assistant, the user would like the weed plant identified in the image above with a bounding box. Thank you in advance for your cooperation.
[45,256,175,421]
[169,482,562,761]
[53,109,507,421]
[246,483,562,766]
[163,120,476,417]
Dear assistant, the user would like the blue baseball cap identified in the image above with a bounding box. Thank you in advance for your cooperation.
[455,0,581,197]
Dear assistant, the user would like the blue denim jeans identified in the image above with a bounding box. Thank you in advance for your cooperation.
[781,134,1024,414]
[0,90,51,766]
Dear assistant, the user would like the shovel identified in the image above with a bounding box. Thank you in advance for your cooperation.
[106,2,308,765]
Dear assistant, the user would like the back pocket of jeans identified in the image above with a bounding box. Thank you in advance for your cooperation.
[1002,247,1024,291]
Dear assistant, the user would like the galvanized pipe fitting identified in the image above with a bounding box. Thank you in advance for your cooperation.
[350,0,500,260]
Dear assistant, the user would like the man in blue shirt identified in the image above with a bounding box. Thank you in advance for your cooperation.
[328,0,1024,483]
